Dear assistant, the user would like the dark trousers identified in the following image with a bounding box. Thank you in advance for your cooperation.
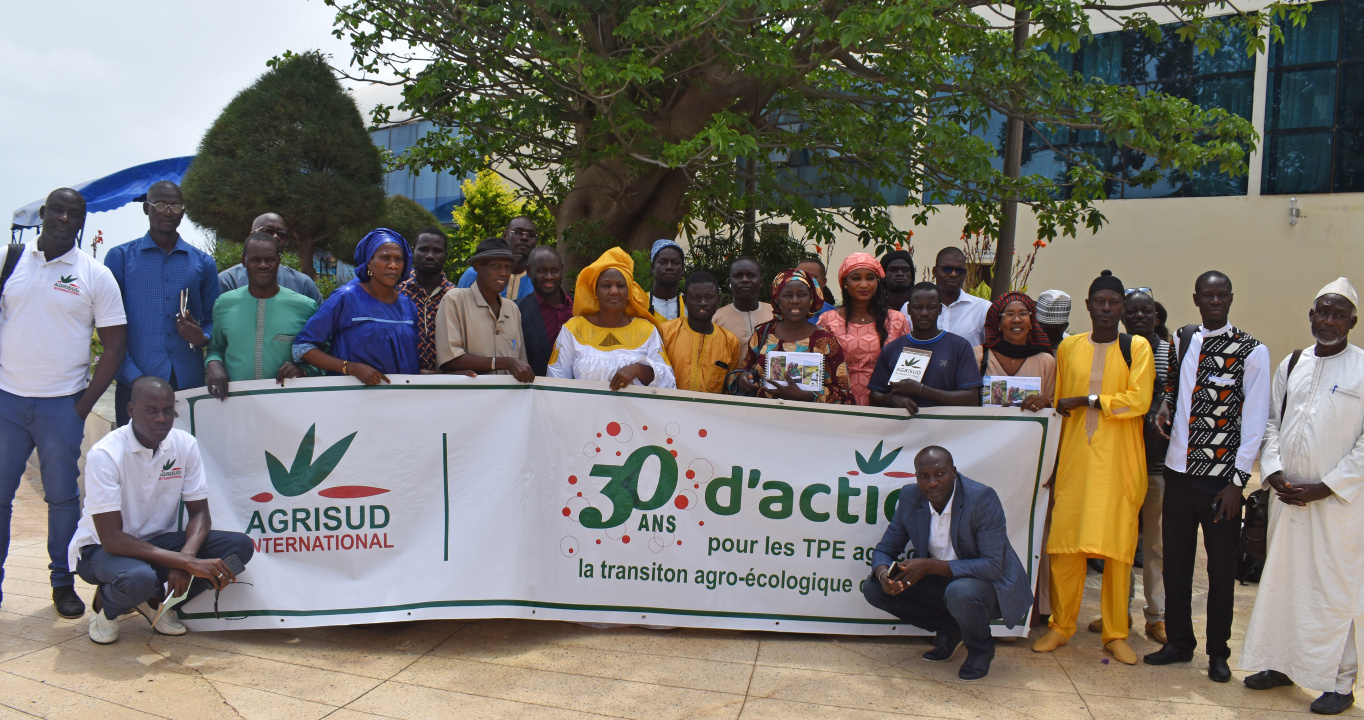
[863,573,1000,655]
[76,530,254,619]
[1162,468,1241,658]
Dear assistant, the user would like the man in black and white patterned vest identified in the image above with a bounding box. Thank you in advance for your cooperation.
[1143,271,1271,683]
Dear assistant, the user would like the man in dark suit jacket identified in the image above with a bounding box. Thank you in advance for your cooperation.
[864,445,1033,681]
[515,247,573,376]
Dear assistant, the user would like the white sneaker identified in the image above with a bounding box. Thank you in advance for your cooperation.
[88,610,120,644]
[134,602,188,635]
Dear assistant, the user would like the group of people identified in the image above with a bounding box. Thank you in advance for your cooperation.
[0,184,1359,715]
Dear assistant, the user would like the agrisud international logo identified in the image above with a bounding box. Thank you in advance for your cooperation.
[53,274,81,295]
[243,424,394,555]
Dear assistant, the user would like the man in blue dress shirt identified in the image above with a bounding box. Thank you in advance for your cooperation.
[104,181,220,425]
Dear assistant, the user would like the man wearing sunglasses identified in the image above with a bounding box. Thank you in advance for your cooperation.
[216,213,322,305]
[104,181,220,426]
[901,247,990,348]
[457,216,540,299]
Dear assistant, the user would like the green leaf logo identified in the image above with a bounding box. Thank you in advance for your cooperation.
[265,424,358,497]
[855,441,902,475]
[162,459,176,472]
[59,275,77,284]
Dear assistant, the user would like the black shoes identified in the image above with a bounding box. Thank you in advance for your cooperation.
[922,627,963,662]
[1208,656,1231,683]
[53,586,85,619]
[1310,692,1355,715]
[1244,670,1295,690]
[958,646,994,681]
[1143,645,1194,665]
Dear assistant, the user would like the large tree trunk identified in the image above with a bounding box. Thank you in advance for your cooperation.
[991,9,1030,300]
[295,237,318,279]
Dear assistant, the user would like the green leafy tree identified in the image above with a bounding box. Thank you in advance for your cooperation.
[447,169,554,278]
[182,50,384,277]
[324,0,1306,287]
[332,194,445,271]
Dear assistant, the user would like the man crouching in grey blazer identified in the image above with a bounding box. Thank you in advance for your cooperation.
[863,445,1033,681]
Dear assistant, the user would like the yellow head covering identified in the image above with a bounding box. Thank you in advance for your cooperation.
[573,247,660,327]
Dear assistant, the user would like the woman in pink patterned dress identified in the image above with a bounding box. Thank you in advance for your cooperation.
[817,253,911,405]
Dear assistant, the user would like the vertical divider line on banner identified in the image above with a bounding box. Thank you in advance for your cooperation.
[442,432,450,562]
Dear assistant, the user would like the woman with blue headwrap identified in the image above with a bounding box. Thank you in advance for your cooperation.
[293,229,421,384]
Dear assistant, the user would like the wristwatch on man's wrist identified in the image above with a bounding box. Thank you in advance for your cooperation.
[1088,394,1100,409]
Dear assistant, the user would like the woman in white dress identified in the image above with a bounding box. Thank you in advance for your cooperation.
[548,247,676,390]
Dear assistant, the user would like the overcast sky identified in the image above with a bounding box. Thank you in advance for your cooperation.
[0,0,353,256]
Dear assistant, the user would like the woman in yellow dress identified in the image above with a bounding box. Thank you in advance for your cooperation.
[1032,270,1153,665]
[547,248,676,390]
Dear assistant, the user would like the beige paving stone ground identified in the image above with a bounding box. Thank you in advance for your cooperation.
[0,411,1358,719]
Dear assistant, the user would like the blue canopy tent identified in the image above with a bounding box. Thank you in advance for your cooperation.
[10,156,195,243]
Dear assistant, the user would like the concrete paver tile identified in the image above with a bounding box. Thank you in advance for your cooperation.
[348,680,622,720]
[268,619,461,654]
[1057,651,1319,713]
[829,636,1078,695]
[150,628,429,680]
[0,610,90,645]
[737,697,946,719]
[1083,693,1360,718]
[211,681,339,720]
[0,646,243,720]
[746,664,1091,720]
[0,669,163,720]
[431,619,761,665]
[0,633,49,664]
[430,630,753,694]
[391,654,745,720]
[140,636,383,706]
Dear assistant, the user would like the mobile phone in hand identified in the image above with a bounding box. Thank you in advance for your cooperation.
[222,552,246,579]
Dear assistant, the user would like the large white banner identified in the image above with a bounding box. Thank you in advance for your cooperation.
[172,376,1058,636]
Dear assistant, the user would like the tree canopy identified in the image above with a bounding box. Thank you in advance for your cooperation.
[332,193,444,268]
[182,50,385,276]
[325,0,1306,256]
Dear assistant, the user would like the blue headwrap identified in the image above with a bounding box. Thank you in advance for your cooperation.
[353,228,412,282]
[650,238,684,264]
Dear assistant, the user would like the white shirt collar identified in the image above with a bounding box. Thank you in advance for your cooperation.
[27,240,79,266]
[1200,323,1233,338]
[929,486,955,518]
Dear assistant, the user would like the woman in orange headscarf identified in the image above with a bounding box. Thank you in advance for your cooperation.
[817,253,911,405]
[546,248,676,390]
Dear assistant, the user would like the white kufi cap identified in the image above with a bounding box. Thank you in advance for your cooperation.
[1315,277,1359,309]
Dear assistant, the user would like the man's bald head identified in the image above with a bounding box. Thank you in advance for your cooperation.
[251,213,289,245]
[127,376,177,446]
[38,188,87,246]
[130,375,174,403]
[46,187,86,211]
[915,445,954,467]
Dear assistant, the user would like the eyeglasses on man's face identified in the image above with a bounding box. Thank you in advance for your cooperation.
[257,227,291,241]
[937,265,968,276]
[147,201,185,214]
[508,228,539,238]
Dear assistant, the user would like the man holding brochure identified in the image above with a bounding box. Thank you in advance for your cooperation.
[864,446,1032,681]
[869,282,981,414]
[69,376,253,644]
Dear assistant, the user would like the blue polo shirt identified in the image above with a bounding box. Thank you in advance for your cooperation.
[867,330,982,407]
[104,233,220,389]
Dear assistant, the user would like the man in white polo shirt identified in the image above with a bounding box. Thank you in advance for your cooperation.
[0,188,127,620]
[70,376,252,644]
[900,247,990,347]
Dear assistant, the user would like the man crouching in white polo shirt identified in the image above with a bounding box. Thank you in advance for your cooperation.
[68,376,253,644]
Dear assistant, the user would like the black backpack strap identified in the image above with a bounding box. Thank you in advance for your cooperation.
[1175,323,1199,372]
[1279,348,1303,420]
[0,245,20,297]
[1118,333,1132,368]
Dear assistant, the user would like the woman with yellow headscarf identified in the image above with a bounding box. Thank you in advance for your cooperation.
[547,248,676,391]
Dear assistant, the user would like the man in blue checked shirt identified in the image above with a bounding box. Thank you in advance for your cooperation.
[104,181,219,426]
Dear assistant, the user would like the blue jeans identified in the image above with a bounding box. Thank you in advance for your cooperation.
[864,572,1001,655]
[0,388,85,599]
[76,530,255,619]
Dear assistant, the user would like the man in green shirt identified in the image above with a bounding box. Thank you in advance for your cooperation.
[204,233,319,399]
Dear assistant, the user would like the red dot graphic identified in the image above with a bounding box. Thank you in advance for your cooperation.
[699,429,708,437]
[616,451,621,456]
[607,422,622,436]
[568,548,574,554]
[569,476,578,484]
[699,521,705,526]
[694,483,699,489]
[622,535,631,544]
[670,450,677,457]
[666,438,673,444]
[674,495,689,509]
[576,492,582,497]
[597,433,602,438]
[642,425,648,431]
[562,508,571,516]
[595,447,601,453]
[596,539,602,544]
[686,470,695,479]
[677,541,682,546]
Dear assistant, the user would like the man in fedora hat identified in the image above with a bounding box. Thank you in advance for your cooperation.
[435,237,533,381]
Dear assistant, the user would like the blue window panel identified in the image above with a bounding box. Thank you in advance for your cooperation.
[1270,67,1338,130]
[1264,132,1334,193]
[1335,128,1364,190]
[1271,1,1340,67]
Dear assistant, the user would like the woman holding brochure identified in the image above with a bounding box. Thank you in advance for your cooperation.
[736,268,852,404]
[972,292,1056,411]
[817,253,911,405]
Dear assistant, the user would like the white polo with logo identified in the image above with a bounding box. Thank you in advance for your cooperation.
[0,241,126,397]
[67,425,209,571]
